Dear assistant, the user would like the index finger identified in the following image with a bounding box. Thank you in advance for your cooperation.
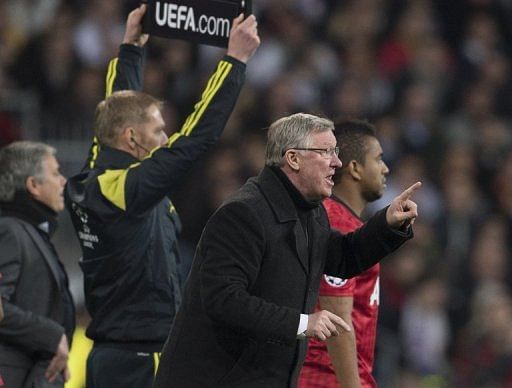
[398,181,422,201]
[334,319,351,332]
[328,313,351,332]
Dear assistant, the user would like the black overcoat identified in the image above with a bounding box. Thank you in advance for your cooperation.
[0,216,72,385]
[154,167,411,387]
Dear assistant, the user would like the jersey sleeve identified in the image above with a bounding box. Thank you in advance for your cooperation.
[319,274,356,297]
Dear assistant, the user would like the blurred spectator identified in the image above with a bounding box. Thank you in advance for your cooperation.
[375,241,429,387]
[460,12,504,70]
[453,283,512,387]
[73,0,124,68]
[369,153,443,225]
[469,215,510,288]
[493,149,512,219]
[0,112,22,147]
[378,0,439,82]
[5,0,61,38]
[401,276,450,378]
[397,83,442,162]
[327,0,386,48]
[10,7,78,108]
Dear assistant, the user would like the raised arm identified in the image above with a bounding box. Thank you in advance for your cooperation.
[90,14,260,215]
[325,183,421,279]
[107,4,149,96]
[87,4,149,170]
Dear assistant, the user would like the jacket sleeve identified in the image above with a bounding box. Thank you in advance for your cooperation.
[86,44,145,170]
[0,223,64,357]
[106,44,144,97]
[94,56,246,216]
[324,207,413,278]
[197,201,300,346]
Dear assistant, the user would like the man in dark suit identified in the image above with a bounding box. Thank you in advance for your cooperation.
[154,113,421,387]
[0,141,75,387]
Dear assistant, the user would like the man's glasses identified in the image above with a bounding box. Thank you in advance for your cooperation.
[288,147,340,158]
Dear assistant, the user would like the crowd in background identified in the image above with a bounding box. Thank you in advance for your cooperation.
[1,0,512,386]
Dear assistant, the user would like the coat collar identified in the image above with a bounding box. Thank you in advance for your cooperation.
[67,147,139,205]
[0,192,58,237]
[94,146,139,170]
[2,217,63,291]
[256,166,328,274]
[256,166,302,223]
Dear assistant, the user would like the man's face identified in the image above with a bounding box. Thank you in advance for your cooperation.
[31,155,67,212]
[359,137,389,202]
[296,130,342,201]
[135,104,167,158]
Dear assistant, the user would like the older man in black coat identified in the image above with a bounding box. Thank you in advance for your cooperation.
[154,113,421,388]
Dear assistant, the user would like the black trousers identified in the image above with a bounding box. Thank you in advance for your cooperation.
[86,346,160,388]
[1,362,64,388]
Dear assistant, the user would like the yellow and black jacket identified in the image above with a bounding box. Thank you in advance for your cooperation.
[65,44,246,351]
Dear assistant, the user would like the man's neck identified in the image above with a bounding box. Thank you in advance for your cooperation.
[271,166,320,209]
[331,182,366,217]
[0,192,58,236]
[114,143,141,160]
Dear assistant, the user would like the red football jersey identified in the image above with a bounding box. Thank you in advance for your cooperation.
[299,197,380,388]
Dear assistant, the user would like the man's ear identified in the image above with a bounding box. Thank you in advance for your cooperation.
[26,176,40,197]
[120,127,136,150]
[348,160,362,181]
[284,150,300,171]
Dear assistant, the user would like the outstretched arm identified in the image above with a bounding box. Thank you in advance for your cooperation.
[325,182,421,279]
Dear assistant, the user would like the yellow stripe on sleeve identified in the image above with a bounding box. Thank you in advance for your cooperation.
[92,57,118,169]
[179,61,227,134]
[91,57,118,169]
[105,58,119,98]
[180,60,232,136]
[165,132,182,147]
[89,137,100,169]
[180,61,227,132]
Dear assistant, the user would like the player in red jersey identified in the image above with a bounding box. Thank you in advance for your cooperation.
[299,119,389,388]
